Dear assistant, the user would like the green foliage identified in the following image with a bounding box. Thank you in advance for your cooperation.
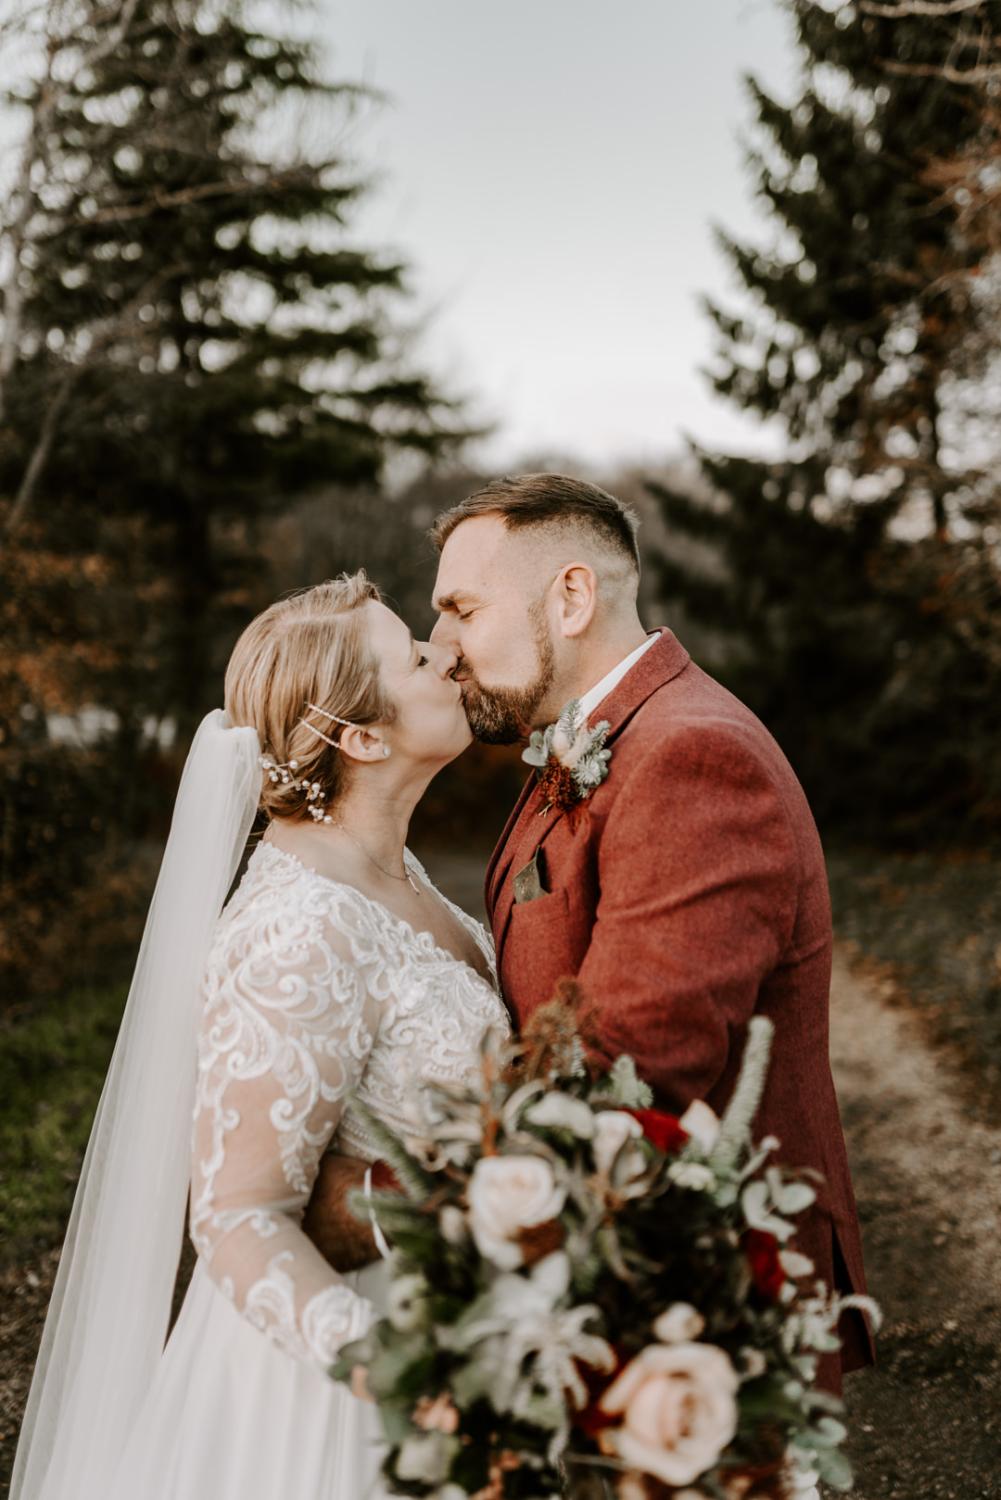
[589,1053,652,1109]
[343,1100,439,1199]
[0,984,126,1264]
[651,0,1001,840]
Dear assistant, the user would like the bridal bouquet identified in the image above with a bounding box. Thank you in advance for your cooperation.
[331,1001,877,1500]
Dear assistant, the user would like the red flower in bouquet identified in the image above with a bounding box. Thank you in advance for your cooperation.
[744,1228,785,1302]
[625,1108,689,1156]
[572,1347,627,1439]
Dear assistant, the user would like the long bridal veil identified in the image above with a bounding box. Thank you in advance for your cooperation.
[11,710,261,1500]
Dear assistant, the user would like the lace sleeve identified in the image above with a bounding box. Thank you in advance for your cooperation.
[189,895,380,1371]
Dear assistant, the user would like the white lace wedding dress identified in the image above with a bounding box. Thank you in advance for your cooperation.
[104,840,509,1500]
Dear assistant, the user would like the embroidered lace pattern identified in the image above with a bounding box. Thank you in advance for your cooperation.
[189,840,508,1371]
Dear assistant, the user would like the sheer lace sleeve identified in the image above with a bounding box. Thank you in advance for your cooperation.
[189,889,380,1372]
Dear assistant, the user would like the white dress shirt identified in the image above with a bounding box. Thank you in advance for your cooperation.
[577,631,661,724]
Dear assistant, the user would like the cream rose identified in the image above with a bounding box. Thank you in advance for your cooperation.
[679,1099,721,1155]
[598,1342,738,1487]
[592,1110,646,1179]
[653,1302,705,1344]
[467,1155,566,1270]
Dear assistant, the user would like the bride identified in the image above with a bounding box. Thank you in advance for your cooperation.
[11,572,510,1500]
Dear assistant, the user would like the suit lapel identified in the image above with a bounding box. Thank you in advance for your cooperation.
[491,787,568,948]
[485,772,538,916]
[491,628,692,978]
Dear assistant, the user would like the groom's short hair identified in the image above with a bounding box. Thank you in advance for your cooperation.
[430,473,641,571]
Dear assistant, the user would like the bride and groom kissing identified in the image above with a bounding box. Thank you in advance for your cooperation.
[12,472,873,1500]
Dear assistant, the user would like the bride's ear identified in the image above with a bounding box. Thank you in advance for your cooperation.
[336,724,390,765]
[555,561,598,639]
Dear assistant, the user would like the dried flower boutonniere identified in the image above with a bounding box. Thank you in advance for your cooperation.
[521,698,612,817]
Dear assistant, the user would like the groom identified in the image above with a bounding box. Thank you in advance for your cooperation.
[307,472,874,1390]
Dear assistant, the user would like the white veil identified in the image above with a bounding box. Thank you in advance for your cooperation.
[10,709,261,1500]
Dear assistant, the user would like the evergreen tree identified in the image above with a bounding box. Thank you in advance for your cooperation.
[0,0,466,728]
[651,0,1001,837]
[0,0,469,997]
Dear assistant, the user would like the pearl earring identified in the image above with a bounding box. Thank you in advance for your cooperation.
[382,746,391,759]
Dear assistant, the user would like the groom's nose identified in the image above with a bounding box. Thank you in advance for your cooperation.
[429,614,454,652]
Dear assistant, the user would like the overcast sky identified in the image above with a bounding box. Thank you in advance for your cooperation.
[321,0,797,470]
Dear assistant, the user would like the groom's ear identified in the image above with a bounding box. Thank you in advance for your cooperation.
[553,562,598,639]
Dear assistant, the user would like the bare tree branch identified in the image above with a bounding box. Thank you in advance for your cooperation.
[878,54,1001,82]
[78,0,141,73]
[2,261,190,541]
[861,0,986,17]
[81,164,334,226]
[1,371,77,537]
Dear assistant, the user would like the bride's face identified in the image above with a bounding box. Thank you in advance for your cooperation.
[363,600,470,765]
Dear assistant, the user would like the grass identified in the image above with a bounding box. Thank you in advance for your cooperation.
[827,844,1001,1116]
[0,984,126,1268]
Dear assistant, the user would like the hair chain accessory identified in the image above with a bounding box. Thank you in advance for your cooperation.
[298,701,355,748]
[298,722,337,748]
[305,702,356,727]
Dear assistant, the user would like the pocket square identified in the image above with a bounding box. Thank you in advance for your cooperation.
[513,850,547,904]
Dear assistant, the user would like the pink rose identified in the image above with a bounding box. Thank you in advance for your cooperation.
[598,1343,738,1487]
[413,1393,460,1434]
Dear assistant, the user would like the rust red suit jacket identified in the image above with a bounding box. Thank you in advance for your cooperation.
[485,629,874,1388]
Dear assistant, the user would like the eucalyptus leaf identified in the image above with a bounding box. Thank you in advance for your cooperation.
[813,1443,854,1491]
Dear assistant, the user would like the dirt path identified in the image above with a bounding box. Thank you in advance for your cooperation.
[830,948,1001,1498]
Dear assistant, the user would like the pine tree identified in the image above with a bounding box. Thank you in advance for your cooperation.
[651,0,1001,836]
[0,0,466,728]
[0,0,469,997]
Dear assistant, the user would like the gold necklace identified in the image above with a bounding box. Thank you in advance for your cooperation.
[331,822,422,895]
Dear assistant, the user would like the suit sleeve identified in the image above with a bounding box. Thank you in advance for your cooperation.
[577,721,798,1108]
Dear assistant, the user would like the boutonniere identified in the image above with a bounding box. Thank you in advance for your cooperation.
[521,698,612,817]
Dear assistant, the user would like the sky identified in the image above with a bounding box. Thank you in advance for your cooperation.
[320,0,798,470]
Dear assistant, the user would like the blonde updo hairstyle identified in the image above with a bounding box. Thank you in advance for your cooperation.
[224,572,396,822]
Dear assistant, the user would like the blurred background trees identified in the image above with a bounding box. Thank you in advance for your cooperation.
[650,0,1001,839]
[3,0,1001,1009]
[0,0,470,1000]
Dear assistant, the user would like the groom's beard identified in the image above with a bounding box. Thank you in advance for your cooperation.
[458,612,556,745]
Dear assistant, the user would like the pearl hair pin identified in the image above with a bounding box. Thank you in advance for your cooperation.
[259,755,332,823]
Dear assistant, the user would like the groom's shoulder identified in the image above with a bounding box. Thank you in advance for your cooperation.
[615,656,795,788]
[630,655,775,747]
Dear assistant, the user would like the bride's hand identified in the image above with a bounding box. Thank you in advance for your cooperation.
[302,1154,383,1272]
[350,1365,374,1403]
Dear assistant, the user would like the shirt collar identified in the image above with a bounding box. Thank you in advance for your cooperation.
[577,631,662,724]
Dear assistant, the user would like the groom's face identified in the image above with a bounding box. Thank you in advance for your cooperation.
[430,516,558,744]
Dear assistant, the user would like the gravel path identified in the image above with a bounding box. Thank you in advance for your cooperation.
[830,948,1001,1498]
[3,909,999,1498]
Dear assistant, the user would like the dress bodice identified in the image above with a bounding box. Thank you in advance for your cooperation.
[188,840,509,1373]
